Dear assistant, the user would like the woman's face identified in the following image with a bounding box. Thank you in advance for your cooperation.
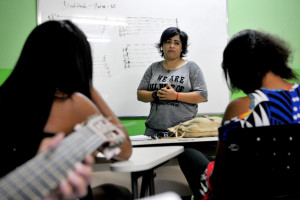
[162,35,182,61]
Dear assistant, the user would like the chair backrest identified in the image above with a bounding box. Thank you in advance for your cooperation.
[211,123,300,200]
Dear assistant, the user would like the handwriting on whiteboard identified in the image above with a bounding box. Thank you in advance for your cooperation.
[46,13,177,77]
[63,1,117,9]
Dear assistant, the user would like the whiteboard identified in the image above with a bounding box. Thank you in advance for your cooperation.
[38,0,230,117]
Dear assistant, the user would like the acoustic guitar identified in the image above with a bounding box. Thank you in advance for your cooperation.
[0,114,125,200]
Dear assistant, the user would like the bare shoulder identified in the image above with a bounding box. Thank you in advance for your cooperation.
[222,96,251,123]
[44,92,100,134]
[71,92,95,105]
[69,92,100,116]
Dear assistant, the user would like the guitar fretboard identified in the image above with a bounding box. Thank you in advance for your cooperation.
[0,115,120,200]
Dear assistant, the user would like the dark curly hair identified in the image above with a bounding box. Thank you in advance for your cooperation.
[156,27,189,58]
[222,29,298,94]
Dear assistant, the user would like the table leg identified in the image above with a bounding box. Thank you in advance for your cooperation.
[140,172,150,197]
[149,171,155,195]
[140,169,155,197]
[131,172,139,199]
[132,170,156,199]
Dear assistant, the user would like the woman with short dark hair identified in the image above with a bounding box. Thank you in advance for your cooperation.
[179,29,299,200]
[137,27,208,136]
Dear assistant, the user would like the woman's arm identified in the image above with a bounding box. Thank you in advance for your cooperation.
[222,96,251,122]
[137,89,156,102]
[90,87,132,160]
[210,96,252,185]
[137,64,154,103]
[158,83,207,104]
[39,134,94,200]
[213,96,251,162]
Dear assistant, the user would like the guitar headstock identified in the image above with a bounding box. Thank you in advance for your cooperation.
[76,114,126,148]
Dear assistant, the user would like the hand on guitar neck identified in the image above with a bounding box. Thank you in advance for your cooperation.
[0,114,126,200]
[40,133,94,200]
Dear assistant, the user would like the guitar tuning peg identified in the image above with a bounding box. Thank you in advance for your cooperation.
[74,123,83,131]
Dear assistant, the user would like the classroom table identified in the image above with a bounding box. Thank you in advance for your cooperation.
[131,136,218,146]
[110,146,184,199]
[131,136,218,156]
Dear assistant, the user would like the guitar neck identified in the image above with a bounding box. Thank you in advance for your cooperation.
[0,115,119,200]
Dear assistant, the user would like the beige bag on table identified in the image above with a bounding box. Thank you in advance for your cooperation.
[168,116,222,138]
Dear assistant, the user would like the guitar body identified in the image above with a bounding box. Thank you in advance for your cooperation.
[0,114,125,200]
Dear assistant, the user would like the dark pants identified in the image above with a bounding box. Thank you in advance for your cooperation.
[178,148,214,200]
[80,185,94,200]
[92,184,132,200]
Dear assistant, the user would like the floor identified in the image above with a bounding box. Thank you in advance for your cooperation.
[91,157,193,199]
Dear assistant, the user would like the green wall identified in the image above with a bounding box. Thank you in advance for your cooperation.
[227,0,300,100]
[0,1,37,70]
[1,0,300,135]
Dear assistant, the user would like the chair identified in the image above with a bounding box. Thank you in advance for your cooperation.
[211,123,300,200]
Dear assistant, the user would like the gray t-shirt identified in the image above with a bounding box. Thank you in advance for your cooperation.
[138,61,208,134]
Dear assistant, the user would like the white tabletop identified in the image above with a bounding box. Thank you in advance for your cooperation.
[110,146,184,173]
[131,136,218,146]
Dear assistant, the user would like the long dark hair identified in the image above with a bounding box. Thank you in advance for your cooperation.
[2,20,93,98]
[0,20,94,173]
